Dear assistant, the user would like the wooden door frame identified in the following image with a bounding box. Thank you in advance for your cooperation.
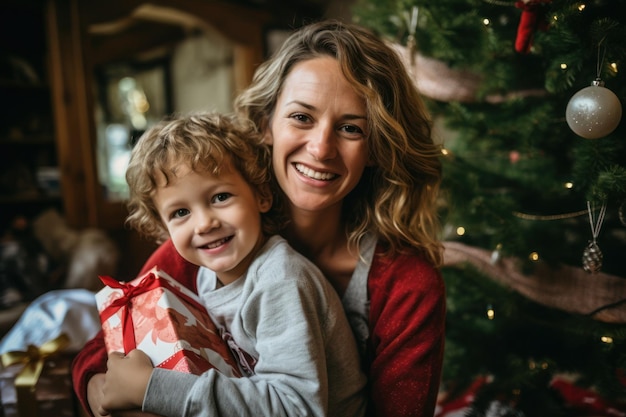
[46,0,269,230]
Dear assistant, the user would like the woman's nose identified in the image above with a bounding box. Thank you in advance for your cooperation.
[306,125,337,161]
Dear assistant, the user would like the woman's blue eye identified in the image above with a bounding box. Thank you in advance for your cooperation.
[292,113,310,123]
[342,125,363,134]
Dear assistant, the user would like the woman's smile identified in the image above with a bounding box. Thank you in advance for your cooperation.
[293,163,339,181]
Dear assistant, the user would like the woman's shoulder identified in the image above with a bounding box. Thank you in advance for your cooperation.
[251,235,332,294]
[256,235,318,275]
[368,243,444,294]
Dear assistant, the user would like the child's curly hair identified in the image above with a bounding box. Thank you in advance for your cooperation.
[125,112,285,243]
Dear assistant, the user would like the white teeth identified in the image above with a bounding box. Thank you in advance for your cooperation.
[206,237,229,249]
[294,163,337,180]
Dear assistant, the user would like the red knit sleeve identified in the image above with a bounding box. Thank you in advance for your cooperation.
[367,248,446,417]
[71,239,199,415]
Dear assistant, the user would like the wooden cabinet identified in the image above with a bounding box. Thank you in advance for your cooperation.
[0,2,63,229]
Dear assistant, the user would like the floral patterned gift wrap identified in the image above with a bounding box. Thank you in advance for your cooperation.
[96,267,241,377]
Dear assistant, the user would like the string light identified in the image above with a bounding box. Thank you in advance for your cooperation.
[529,252,540,262]
[486,304,495,320]
[560,63,568,70]
[490,243,503,265]
[564,181,574,189]
[456,226,466,236]
[441,148,450,156]
[578,3,586,11]
[610,62,618,73]
[483,18,491,26]
[601,336,614,344]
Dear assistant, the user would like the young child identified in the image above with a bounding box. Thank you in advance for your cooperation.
[97,113,367,417]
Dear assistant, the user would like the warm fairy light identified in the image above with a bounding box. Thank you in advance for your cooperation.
[441,148,449,156]
[560,63,568,70]
[486,305,495,320]
[610,62,618,73]
[578,3,586,11]
[529,252,540,261]
[456,226,466,236]
[564,182,574,189]
[601,336,614,344]
[552,14,558,21]
[541,362,549,369]
[483,18,490,26]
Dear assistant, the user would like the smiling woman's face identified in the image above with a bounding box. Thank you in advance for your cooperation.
[265,56,370,215]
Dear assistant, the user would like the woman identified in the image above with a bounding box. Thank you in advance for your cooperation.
[74,20,446,417]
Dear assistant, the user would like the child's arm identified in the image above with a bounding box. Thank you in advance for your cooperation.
[138,239,366,417]
[99,351,154,414]
[72,239,200,416]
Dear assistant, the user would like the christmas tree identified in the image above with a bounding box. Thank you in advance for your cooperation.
[352,0,626,415]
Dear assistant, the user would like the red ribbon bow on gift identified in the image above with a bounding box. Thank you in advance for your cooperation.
[99,273,162,354]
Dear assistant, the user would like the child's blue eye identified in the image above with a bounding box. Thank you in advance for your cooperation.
[173,208,190,218]
[212,193,232,203]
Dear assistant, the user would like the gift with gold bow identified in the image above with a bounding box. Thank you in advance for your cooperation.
[0,333,76,417]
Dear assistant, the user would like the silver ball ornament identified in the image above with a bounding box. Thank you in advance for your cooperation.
[566,79,622,139]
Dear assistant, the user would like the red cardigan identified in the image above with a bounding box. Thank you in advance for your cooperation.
[72,239,445,417]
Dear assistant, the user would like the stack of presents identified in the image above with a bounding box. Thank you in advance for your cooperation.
[0,267,240,416]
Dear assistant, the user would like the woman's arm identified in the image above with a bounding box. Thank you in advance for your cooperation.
[367,249,446,417]
[71,239,199,416]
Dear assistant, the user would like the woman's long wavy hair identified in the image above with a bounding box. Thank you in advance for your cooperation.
[235,20,443,266]
[125,112,282,243]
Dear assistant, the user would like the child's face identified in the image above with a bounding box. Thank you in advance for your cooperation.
[153,161,272,285]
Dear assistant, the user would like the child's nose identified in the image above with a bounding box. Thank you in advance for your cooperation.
[195,211,219,234]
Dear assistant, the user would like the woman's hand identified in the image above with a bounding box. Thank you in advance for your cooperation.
[98,350,154,415]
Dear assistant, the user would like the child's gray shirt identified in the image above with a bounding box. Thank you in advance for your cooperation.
[142,235,367,417]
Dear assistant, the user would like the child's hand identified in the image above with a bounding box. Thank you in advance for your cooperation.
[99,350,154,414]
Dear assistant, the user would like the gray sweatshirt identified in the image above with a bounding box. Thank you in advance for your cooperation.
[142,235,367,417]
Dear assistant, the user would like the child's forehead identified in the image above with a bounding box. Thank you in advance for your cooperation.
[158,155,236,179]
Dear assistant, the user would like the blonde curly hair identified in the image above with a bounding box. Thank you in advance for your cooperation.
[125,112,284,243]
[235,20,443,266]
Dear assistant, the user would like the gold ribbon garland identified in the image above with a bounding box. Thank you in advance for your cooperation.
[1,333,70,417]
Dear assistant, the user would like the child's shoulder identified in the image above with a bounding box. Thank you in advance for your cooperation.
[252,235,324,283]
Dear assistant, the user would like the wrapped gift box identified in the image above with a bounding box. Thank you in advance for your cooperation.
[96,266,241,377]
[0,353,76,417]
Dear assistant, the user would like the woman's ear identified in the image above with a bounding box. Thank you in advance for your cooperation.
[257,184,273,213]
[262,127,273,145]
[261,117,274,145]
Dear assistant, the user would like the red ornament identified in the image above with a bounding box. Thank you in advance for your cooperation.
[514,0,552,54]
[617,368,626,388]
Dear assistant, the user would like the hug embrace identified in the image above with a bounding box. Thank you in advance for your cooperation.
[73,19,446,417]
